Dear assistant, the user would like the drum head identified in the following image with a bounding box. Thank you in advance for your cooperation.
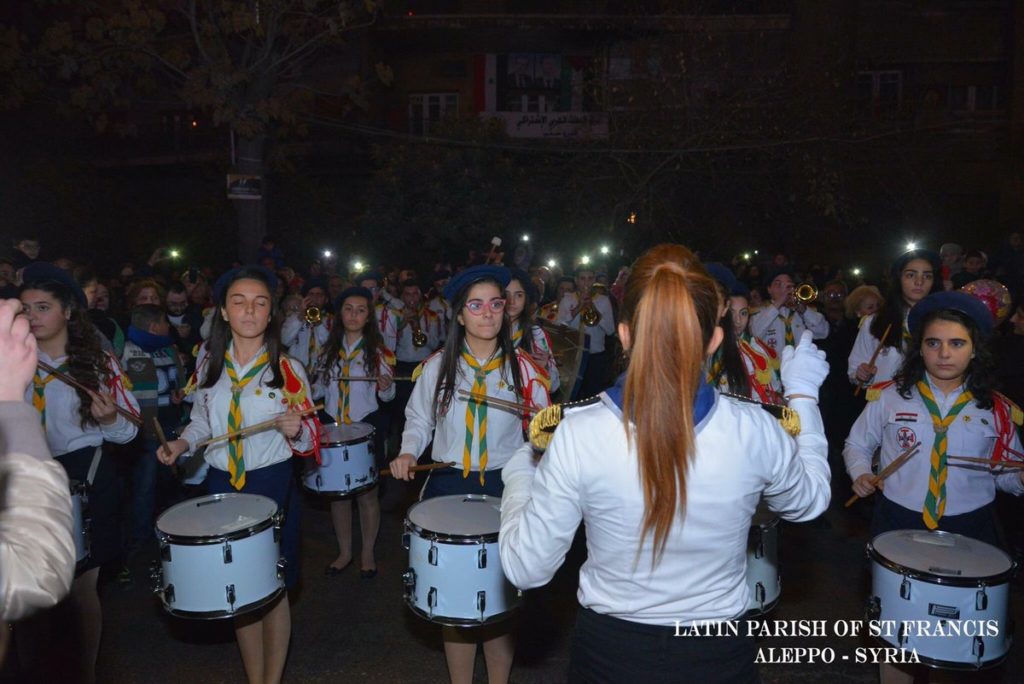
[871,529,1013,581]
[321,422,374,445]
[408,494,501,538]
[157,493,278,538]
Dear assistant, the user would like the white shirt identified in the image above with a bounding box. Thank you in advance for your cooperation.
[281,314,331,369]
[844,381,1024,516]
[750,303,829,357]
[311,337,396,424]
[25,351,140,457]
[512,321,560,393]
[846,313,906,385]
[375,302,400,352]
[400,349,551,471]
[426,296,451,342]
[555,293,616,354]
[500,392,829,626]
[396,307,443,363]
[179,344,316,472]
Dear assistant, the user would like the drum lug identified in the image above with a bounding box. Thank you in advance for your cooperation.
[755,582,765,609]
[274,512,283,543]
[478,547,487,569]
[897,621,908,647]
[866,595,881,622]
[402,532,410,551]
[345,474,351,488]
[754,535,764,560]
[427,587,437,618]
[343,446,349,462]
[477,590,486,620]
[972,636,985,665]
[428,542,438,566]
[222,542,233,564]
[226,584,236,610]
[899,577,911,600]
[315,473,323,490]
[402,569,416,597]
[160,543,171,562]
[277,558,287,580]
[976,588,988,611]
[163,584,175,604]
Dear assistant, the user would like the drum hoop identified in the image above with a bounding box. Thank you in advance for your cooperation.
[404,518,499,545]
[866,542,1017,588]
[321,428,375,447]
[157,494,280,546]
[404,598,520,627]
[161,585,285,621]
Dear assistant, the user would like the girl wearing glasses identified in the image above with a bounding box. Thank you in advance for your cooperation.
[390,264,551,684]
[505,268,560,394]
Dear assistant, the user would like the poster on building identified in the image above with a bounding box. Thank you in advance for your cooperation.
[226,174,262,200]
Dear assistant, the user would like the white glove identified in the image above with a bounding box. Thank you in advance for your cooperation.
[780,330,829,401]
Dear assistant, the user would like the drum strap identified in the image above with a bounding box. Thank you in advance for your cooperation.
[86,445,102,487]
[918,381,974,530]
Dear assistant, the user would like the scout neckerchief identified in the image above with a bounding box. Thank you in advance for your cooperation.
[32,363,69,426]
[224,348,270,490]
[511,322,524,346]
[461,346,504,484]
[777,307,795,346]
[706,346,724,386]
[917,380,974,529]
[337,338,364,425]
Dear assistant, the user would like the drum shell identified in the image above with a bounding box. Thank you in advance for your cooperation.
[745,514,780,615]
[153,494,284,619]
[867,530,1014,669]
[302,425,377,496]
[402,495,521,626]
[69,480,89,565]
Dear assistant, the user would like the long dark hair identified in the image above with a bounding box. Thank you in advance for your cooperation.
[312,293,384,384]
[871,250,942,351]
[714,310,751,397]
[434,277,523,419]
[21,279,108,428]
[201,267,284,389]
[895,309,995,409]
[508,274,539,355]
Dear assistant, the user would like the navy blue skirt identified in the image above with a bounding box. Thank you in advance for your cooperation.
[421,466,504,500]
[206,459,301,589]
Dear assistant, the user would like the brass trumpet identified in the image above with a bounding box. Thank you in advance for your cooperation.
[580,302,602,327]
[794,284,818,304]
[304,306,323,325]
[407,308,428,348]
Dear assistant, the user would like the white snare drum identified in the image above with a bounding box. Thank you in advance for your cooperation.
[867,529,1015,669]
[69,480,90,567]
[746,506,780,615]
[302,422,377,496]
[402,494,521,626]
[151,493,285,619]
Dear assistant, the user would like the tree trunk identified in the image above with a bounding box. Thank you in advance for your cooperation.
[232,132,267,263]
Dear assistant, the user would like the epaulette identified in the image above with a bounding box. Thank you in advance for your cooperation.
[279,357,308,407]
[516,348,550,391]
[994,392,1024,427]
[720,391,800,437]
[866,379,896,402]
[528,395,602,451]
[411,349,443,382]
[380,346,397,367]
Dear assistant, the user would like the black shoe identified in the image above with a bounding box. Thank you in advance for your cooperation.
[325,560,351,576]
[359,568,378,579]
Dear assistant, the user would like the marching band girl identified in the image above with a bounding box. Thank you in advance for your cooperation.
[506,269,560,395]
[848,249,942,390]
[311,287,395,578]
[157,266,317,684]
[499,244,830,683]
[19,263,141,684]
[389,264,551,684]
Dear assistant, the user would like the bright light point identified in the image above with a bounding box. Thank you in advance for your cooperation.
[522,234,530,242]
[743,253,750,260]
[754,250,759,255]
[353,260,364,272]
[191,120,198,128]
[627,212,637,224]
[906,242,917,251]
[170,249,180,258]
[547,259,557,268]
[323,250,332,258]
[580,255,591,265]
[600,245,610,255]
[853,268,861,276]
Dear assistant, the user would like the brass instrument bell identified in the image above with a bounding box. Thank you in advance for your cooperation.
[794,284,819,304]
[304,306,323,325]
[580,302,601,327]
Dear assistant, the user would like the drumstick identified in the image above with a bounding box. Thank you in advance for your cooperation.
[37,360,143,426]
[853,324,892,397]
[337,376,414,382]
[379,461,456,477]
[196,404,324,448]
[457,389,539,415]
[947,455,1024,469]
[152,417,177,476]
[844,443,920,508]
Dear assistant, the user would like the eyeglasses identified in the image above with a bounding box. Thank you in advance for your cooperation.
[464,298,506,315]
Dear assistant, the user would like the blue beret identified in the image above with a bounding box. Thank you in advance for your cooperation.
[355,271,383,285]
[21,263,87,308]
[213,266,279,304]
[908,291,994,338]
[507,268,537,304]
[763,266,797,288]
[334,286,373,312]
[891,249,941,280]
[301,276,328,296]
[443,265,511,304]
[704,263,749,298]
